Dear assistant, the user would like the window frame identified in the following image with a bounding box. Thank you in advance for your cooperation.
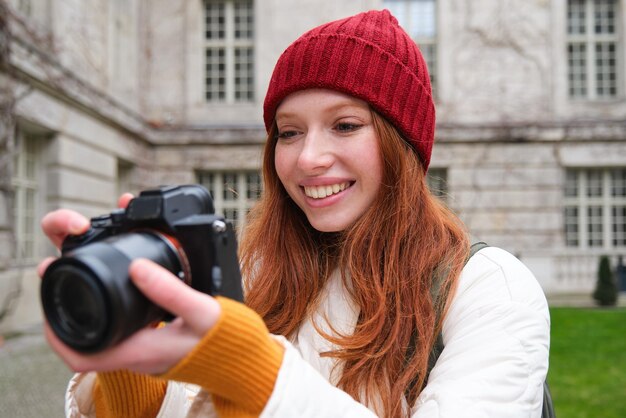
[197,170,262,230]
[564,168,626,249]
[203,0,255,103]
[566,0,622,100]
[383,0,438,96]
[11,128,44,264]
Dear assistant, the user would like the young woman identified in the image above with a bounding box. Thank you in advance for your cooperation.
[39,9,550,418]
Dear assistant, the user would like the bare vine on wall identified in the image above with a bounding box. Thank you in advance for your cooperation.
[0,0,124,327]
[0,1,45,326]
[0,0,20,325]
[0,0,24,326]
[0,0,151,327]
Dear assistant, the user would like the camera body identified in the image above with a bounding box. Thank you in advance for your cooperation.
[41,185,244,353]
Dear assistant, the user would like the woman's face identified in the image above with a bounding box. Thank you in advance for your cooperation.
[274,89,383,232]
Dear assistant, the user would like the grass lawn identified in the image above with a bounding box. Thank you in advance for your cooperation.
[549,307,626,418]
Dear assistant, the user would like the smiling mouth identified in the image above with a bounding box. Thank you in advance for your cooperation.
[303,182,351,199]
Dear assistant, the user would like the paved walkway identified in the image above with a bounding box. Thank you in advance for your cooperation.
[0,326,72,418]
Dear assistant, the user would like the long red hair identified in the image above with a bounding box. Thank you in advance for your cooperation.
[240,110,469,417]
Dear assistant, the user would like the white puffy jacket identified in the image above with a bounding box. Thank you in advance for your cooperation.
[66,246,550,417]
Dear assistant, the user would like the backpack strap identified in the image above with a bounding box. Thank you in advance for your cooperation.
[423,242,488,384]
[469,241,489,258]
[404,242,490,399]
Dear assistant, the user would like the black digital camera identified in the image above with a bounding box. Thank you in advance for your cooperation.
[41,185,244,353]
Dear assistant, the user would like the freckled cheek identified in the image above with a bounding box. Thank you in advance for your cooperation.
[274,148,294,191]
[366,166,384,196]
[360,151,384,191]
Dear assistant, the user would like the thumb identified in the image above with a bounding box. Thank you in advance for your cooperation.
[129,259,221,334]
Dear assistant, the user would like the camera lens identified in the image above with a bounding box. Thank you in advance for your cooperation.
[42,232,184,352]
[60,278,98,331]
[48,265,108,347]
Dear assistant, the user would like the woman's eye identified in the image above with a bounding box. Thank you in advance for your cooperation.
[277,130,298,139]
[335,123,361,133]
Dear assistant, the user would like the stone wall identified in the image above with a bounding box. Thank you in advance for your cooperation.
[0,0,625,333]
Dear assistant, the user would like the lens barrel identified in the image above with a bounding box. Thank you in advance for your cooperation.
[41,232,183,353]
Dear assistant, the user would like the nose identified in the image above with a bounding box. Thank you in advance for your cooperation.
[297,130,334,173]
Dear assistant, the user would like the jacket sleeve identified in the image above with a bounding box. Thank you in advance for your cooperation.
[413,247,551,417]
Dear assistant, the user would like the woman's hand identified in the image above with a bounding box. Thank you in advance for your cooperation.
[38,195,222,375]
[38,193,133,249]
[43,259,222,375]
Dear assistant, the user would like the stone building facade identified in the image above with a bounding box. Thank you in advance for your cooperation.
[1,0,625,332]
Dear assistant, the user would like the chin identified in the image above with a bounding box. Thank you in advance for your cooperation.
[307,217,351,233]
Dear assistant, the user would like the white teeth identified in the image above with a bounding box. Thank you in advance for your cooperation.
[304,182,349,199]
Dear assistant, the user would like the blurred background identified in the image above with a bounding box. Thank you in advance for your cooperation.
[0,0,624,416]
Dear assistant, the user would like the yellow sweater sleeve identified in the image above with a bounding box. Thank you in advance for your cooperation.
[90,296,282,417]
[93,370,167,418]
[161,296,284,418]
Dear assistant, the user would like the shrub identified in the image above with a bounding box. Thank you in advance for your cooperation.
[593,256,618,306]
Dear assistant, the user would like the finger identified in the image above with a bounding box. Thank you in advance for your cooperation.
[41,209,90,248]
[129,259,221,334]
[37,257,56,278]
[99,325,199,374]
[118,193,134,209]
[45,322,120,373]
[43,322,95,372]
[44,302,198,374]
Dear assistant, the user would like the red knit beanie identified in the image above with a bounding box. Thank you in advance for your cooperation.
[263,9,435,170]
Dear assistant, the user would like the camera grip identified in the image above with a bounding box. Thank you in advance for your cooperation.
[174,215,244,303]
